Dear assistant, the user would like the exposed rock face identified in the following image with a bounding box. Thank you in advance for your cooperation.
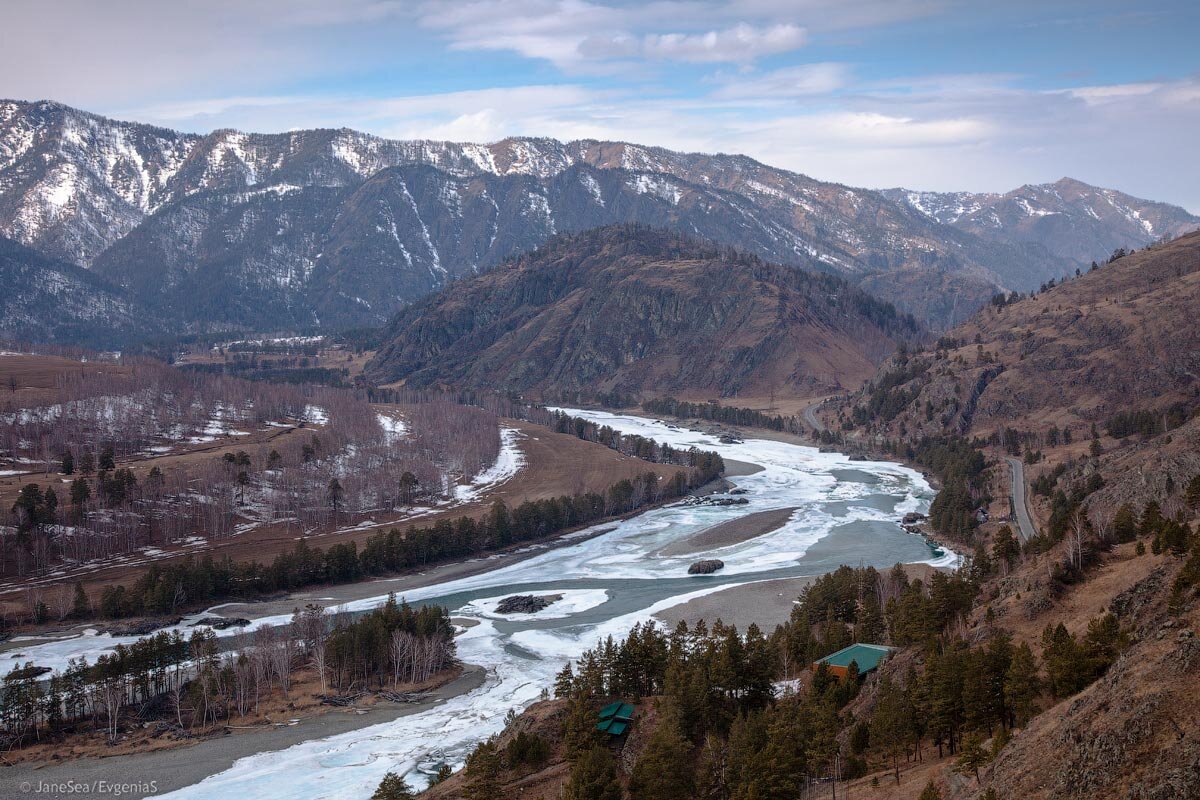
[366,226,921,399]
[495,595,556,615]
[688,559,725,575]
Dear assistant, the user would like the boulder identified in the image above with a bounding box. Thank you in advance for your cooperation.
[191,616,251,630]
[688,559,725,575]
[495,595,555,615]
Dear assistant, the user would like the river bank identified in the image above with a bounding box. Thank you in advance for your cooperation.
[4,409,951,800]
[2,664,486,800]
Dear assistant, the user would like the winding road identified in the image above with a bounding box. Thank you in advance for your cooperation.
[802,397,827,433]
[1005,456,1038,542]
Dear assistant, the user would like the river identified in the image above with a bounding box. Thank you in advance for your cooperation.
[6,410,956,799]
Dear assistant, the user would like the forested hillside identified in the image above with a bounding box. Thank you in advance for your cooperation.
[366,226,920,400]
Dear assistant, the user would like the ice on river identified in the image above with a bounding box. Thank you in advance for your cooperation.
[456,588,610,621]
[13,410,957,799]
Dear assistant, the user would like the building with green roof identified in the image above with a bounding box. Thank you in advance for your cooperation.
[595,701,636,736]
[812,643,895,679]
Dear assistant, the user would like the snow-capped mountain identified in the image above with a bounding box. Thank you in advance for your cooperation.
[2,99,1196,339]
[882,178,1199,268]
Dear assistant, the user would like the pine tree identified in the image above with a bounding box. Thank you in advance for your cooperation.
[918,781,943,800]
[464,738,503,800]
[629,707,694,800]
[564,745,623,800]
[98,445,115,470]
[562,696,600,759]
[71,582,89,618]
[992,525,1019,570]
[61,450,74,475]
[953,734,989,784]
[870,678,914,784]
[371,771,415,800]
[1004,643,1040,727]
[1186,475,1200,511]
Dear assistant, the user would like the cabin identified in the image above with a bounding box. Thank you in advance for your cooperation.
[595,701,636,736]
[812,643,895,680]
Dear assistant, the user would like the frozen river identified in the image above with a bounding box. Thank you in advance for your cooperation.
[10,410,956,799]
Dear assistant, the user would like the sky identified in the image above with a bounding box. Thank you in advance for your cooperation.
[3,0,1199,210]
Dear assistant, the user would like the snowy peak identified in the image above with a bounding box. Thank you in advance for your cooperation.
[1,98,1197,341]
[884,178,1199,266]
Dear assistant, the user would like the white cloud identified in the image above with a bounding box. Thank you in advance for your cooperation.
[1058,82,1163,105]
[710,63,850,99]
[582,23,807,63]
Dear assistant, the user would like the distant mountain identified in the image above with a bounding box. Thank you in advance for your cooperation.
[2,99,1195,338]
[365,226,921,399]
[0,236,164,346]
[882,177,1199,270]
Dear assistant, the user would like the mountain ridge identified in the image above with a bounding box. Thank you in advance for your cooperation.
[2,99,1197,339]
[365,225,921,399]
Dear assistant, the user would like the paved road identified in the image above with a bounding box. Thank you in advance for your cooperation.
[1005,456,1038,542]
[802,398,827,433]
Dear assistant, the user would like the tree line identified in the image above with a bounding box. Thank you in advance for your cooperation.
[0,594,456,749]
[641,397,801,433]
[72,460,719,622]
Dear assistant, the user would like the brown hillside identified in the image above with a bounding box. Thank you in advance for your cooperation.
[837,230,1200,509]
[366,226,921,401]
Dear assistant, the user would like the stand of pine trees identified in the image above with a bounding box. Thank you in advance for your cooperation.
[640,397,801,433]
[454,553,1142,799]
[0,595,456,750]
[79,456,720,622]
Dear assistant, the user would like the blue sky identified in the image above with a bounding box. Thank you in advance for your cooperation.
[5,0,1199,209]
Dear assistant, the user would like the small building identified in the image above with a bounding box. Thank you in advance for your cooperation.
[595,701,636,736]
[812,643,895,680]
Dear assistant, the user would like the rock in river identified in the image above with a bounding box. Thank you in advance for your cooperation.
[495,595,557,615]
[688,559,725,575]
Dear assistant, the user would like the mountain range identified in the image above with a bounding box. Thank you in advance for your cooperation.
[1,99,1197,342]
[365,225,920,399]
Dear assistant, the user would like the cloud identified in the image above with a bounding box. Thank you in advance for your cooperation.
[582,23,808,64]
[710,63,850,100]
[417,1,818,69]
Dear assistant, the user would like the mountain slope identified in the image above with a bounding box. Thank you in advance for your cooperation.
[0,236,165,346]
[884,177,1200,269]
[365,226,921,399]
[839,229,1200,508]
[6,100,1176,335]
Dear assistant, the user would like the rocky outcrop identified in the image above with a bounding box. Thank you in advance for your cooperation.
[495,595,557,615]
[688,559,725,575]
[191,616,251,630]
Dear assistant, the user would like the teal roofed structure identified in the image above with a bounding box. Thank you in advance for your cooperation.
[813,643,895,678]
[595,701,636,735]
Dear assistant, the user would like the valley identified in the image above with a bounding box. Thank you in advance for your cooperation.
[4,411,952,799]
[2,17,1199,798]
